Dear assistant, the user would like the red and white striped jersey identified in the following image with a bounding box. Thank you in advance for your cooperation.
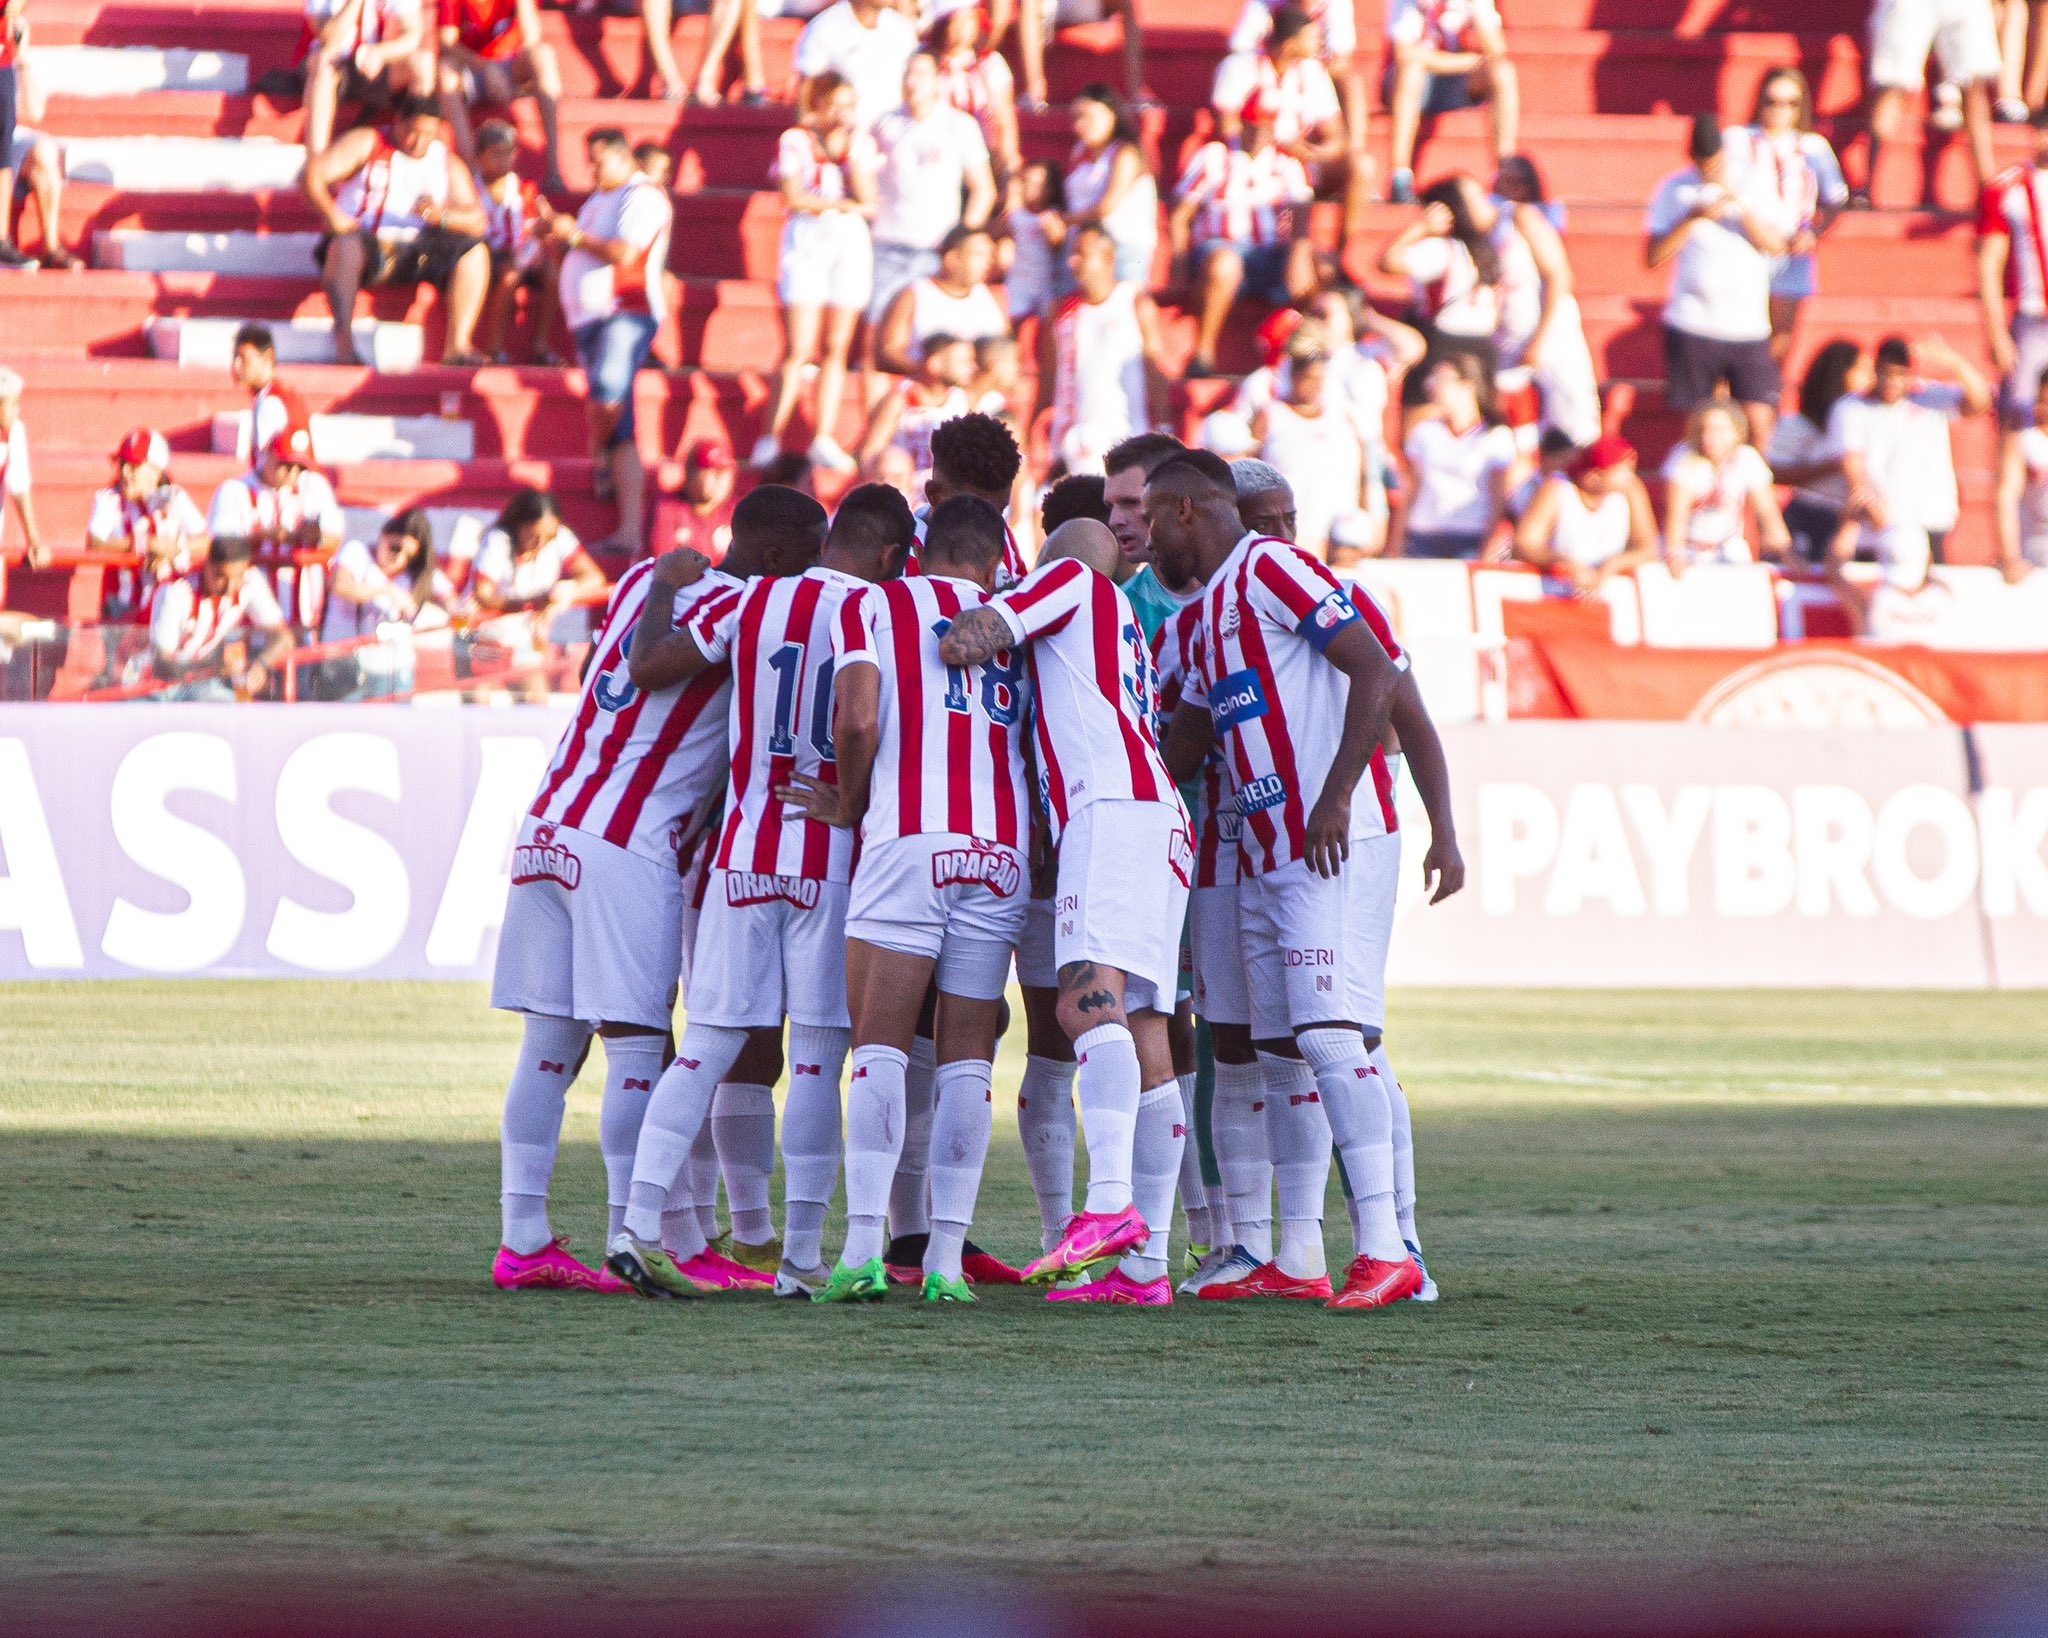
[833,574,1030,849]
[772,124,879,202]
[934,48,1014,155]
[526,561,742,866]
[1175,140,1313,248]
[334,132,457,236]
[1184,533,1405,877]
[1153,601,1240,888]
[87,482,208,622]
[482,171,546,269]
[693,564,866,883]
[148,566,288,666]
[247,379,309,471]
[907,511,1029,589]
[987,557,1179,840]
[1979,163,2048,318]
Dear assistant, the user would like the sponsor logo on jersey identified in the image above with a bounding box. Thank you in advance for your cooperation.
[1215,805,1245,841]
[1166,827,1194,888]
[1298,591,1360,652]
[725,872,823,909]
[1236,773,1287,815]
[1210,668,1269,732]
[1282,946,1335,967]
[933,842,1023,898]
[511,825,583,889]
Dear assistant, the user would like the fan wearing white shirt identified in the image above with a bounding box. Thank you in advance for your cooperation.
[1734,68,1848,363]
[793,0,918,131]
[1511,434,1659,599]
[1766,339,1868,563]
[1645,112,1791,453]
[470,488,609,680]
[318,508,453,698]
[1212,5,1370,244]
[1383,0,1518,208]
[1830,334,1992,561]
[1661,401,1791,569]
[148,535,296,702]
[0,368,46,574]
[1392,352,1520,559]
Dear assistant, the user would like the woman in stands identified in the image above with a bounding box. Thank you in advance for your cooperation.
[754,70,879,473]
[1063,84,1157,289]
[470,488,605,690]
[1251,343,1372,563]
[1492,152,1565,233]
[1392,351,1520,560]
[1767,338,1867,563]
[1511,433,1660,598]
[1730,67,1848,363]
[317,507,453,698]
[930,0,1022,186]
[1662,400,1792,569]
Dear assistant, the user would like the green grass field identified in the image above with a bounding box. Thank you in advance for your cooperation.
[2,984,2044,1612]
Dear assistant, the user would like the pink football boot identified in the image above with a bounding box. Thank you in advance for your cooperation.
[1020,1205,1150,1284]
[672,1248,775,1291]
[1044,1267,1172,1307]
[492,1239,607,1292]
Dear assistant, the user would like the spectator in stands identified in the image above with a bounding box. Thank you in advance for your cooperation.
[644,0,766,106]
[230,325,311,471]
[1858,0,2000,205]
[2,98,79,271]
[1232,456,1296,540]
[1977,111,2048,563]
[1993,0,2046,122]
[1378,180,1502,409]
[437,0,565,193]
[1064,85,1157,290]
[87,428,210,623]
[1730,68,1848,362]
[475,119,561,364]
[931,0,1021,183]
[318,506,451,696]
[0,0,23,270]
[1383,0,1518,208]
[549,127,674,554]
[866,53,997,400]
[1214,6,1367,244]
[470,487,606,670]
[1231,305,1315,423]
[1042,470,1110,532]
[1251,343,1372,562]
[1041,223,1171,472]
[875,224,1008,379]
[861,331,972,483]
[1768,339,1869,563]
[1996,370,2048,575]
[1231,0,1368,182]
[0,368,46,573]
[149,535,296,701]
[757,72,877,472]
[665,438,738,559]
[1002,159,1065,326]
[1830,333,1991,563]
[1662,401,1791,568]
[1511,433,1659,598]
[795,0,919,132]
[207,422,346,563]
[1492,151,1564,233]
[303,0,435,158]
[1172,89,1317,379]
[1826,516,1960,641]
[1303,284,1424,555]
[972,331,1023,416]
[304,94,492,367]
[1014,0,1144,114]
[1393,352,1518,559]
[1646,112,1788,453]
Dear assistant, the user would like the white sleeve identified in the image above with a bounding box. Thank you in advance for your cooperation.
[1304,64,1340,124]
[307,473,344,535]
[792,10,837,78]
[244,567,288,630]
[5,428,29,496]
[1227,0,1272,54]
[472,528,515,587]
[1920,384,1968,419]
[617,185,671,251]
[1737,444,1775,494]
[1645,176,1687,236]
[174,489,210,538]
[1398,236,1451,282]
[333,537,375,584]
[1807,136,1849,207]
[207,481,254,538]
[150,580,192,655]
[1827,397,1867,454]
[87,488,123,541]
[1211,51,1257,115]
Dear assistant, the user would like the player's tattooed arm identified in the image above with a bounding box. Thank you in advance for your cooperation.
[1160,701,1215,785]
[937,606,1012,667]
[1303,621,1400,880]
[1387,668,1465,904]
[627,550,716,691]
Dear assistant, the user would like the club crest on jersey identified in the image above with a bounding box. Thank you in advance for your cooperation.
[725,872,823,909]
[1166,827,1194,888]
[932,842,1023,898]
[1215,805,1245,842]
[1236,773,1287,816]
[511,825,582,889]
[1297,591,1360,652]
[1210,668,1268,732]
[1220,602,1241,638]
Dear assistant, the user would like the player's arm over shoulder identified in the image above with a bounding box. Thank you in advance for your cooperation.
[628,564,730,691]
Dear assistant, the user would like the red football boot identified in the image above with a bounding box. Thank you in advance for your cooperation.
[1195,1261,1334,1303]
[1327,1253,1424,1311]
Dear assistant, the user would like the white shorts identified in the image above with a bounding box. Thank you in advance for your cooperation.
[1238,833,1400,1040]
[1189,879,1251,1028]
[1015,893,1058,989]
[491,818,684,1031]
[1869,0,2000,91]
[1052,799,1192,1015]
[846,833,1029,1001]
[685,869,851,1029]
[777,213,874,312]
[675,836,716,995]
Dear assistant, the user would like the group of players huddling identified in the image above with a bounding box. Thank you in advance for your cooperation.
[489,412,1465,1310]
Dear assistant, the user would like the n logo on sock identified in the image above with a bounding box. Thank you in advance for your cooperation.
[624,1078,652,1092]
[675,1056,701,1071]
[539,1060,566,1074]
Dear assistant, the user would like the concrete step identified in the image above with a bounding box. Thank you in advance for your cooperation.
[209,409,476,463]
[148,314,425,371]
[95,228,323,276]
[29,45,249,96]
[57,135,304,193]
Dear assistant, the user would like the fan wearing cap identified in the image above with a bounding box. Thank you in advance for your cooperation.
[660,438,738,563]
[1511,434,1659,599]
[1171,87,1317,381]
[207,422,346,566]
[148,535,297,701]
[86,428,211,624]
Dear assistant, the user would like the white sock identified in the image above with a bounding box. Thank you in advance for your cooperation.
[1260,1050,1330,1280]
[686,1118,721,1241]
[782,1022,851,1269]
[1373,1043,1419,1248]
[927,1058,995,1249]
[1298,1027,1404,1262]
[712,1081,777,1244]
[598,1033,667,1243]
[499,1015,593,1255]
[1017,1055,1077,1251]
[1119,1080,1185,1284]
[1175,1071,1212,1247]
[1212,1057,1273,1263]
[841,1043,908,1269]
[1073,1022,1139,1215]
[888,1035,937,1240]
[925,1220,969,1283]
[621,1023,746,1243]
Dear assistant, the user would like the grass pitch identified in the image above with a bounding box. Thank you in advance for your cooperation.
[1,984,2044,1608]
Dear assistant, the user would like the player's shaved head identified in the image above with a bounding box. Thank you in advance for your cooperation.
[1146,449,1237,500]
[824,482,918,582]
[1040,518,1121,579]
[1143,451,1244,587]
[921,494,1008,587]
[727,484,828,577]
